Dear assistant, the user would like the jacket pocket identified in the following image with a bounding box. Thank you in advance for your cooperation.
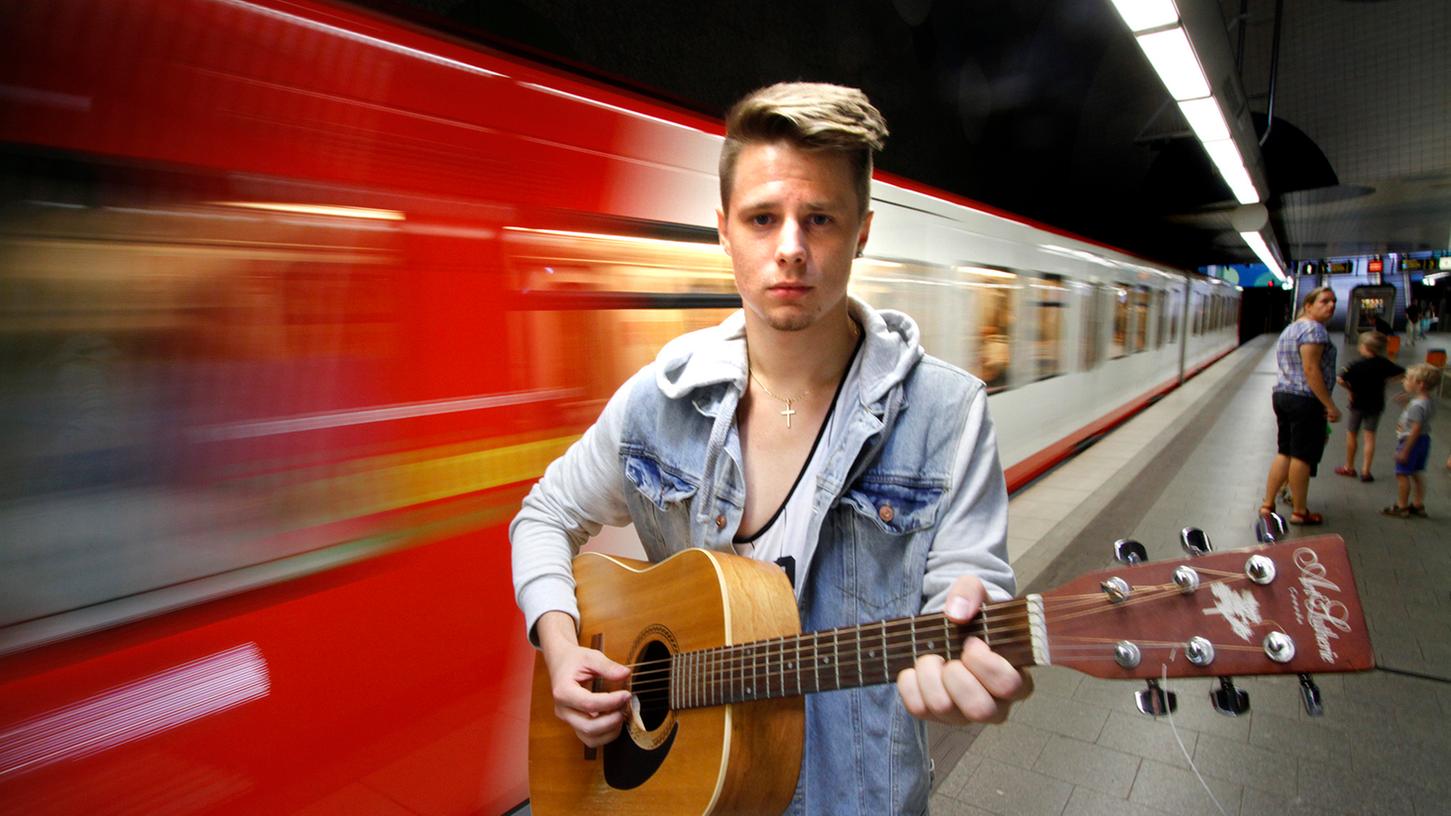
[622,451,698,510]
[825,475,944,618]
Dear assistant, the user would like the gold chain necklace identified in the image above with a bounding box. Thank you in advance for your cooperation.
[749,371,809,429]
[747,319,860,429]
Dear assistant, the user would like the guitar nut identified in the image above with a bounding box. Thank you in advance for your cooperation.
[878,504,894,523]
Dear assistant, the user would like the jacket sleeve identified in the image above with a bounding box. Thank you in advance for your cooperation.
[921,380,1015,612]
[509,368,645,646]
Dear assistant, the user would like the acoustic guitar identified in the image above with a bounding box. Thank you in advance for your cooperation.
[528,534,1372,815]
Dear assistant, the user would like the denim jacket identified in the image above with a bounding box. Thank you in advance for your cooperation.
[511,297,1013,815]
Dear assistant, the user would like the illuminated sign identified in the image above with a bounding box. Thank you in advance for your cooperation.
[1326,261,1353,274]
[1367,258,1383,273]
[1400,258,1433,271]
[1441,256,1451,271]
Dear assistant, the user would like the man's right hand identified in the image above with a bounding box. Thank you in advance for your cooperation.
[537,611,632,748]
[1326,405,1341,422]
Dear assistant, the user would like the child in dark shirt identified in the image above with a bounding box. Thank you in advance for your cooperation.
[1334,332,1404,481]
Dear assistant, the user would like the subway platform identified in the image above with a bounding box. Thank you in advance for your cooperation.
[928,331,1451,816]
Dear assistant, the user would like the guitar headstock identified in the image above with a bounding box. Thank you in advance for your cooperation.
[1034,534,1372,680]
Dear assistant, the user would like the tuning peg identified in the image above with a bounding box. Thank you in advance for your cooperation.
[1135,679,1177,717]
[1254,511,1287,544]
[1114,538,1147,564]
[1180,527,1212,557]
[1298,674,1324,717]
[1210,676,1250,716]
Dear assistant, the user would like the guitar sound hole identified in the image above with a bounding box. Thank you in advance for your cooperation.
[635,639,673,730]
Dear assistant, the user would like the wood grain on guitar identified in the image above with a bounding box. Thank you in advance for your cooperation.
[528,534,1371,814]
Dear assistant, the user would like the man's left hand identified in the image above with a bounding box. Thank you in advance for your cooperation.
[896,574,1033,725]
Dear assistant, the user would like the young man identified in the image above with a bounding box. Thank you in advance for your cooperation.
[511,82,1027,814]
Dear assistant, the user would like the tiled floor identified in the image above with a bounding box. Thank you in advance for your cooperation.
[929,332,1451,816]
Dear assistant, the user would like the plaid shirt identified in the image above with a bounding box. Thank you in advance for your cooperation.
[1273,318,1336,397]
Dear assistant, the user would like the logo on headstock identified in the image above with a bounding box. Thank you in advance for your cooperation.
[1201,582,1262,642]
[1289,547,1352,663]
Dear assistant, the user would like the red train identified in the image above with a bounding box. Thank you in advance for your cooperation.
[0,1,1239,813]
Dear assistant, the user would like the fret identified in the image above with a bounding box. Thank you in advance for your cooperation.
[707,648,714,707]
[812,631,821,692]
[941,615,952,660]
[980,613,991,648]
[778,636,786,700]
[832,628,841,690]
[795,633,802,697]
[880,620,888,684]
[909,616,919,661]
[855,625,863,688]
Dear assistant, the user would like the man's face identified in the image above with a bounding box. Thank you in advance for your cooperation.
[717,141,871,332]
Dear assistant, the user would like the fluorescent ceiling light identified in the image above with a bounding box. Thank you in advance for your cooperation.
[1135,27,1211,101]
[1239,230,1285,280]
[1177,97,1230,143]
[1201,140,1261,204]
[1109,0,1180,33]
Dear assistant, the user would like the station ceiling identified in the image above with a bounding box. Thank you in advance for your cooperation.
[381,0,1450,272]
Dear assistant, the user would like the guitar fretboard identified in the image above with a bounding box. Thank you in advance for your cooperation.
[661,600,1034,709]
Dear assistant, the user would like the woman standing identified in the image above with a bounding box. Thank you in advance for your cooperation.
[1260,286,1340,524]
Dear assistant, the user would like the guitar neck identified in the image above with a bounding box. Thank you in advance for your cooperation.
[667,599,1038,709]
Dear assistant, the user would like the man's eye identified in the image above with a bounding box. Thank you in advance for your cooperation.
[750,214,774,227]
[807,214,833,227]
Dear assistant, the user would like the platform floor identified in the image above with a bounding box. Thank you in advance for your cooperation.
[928,332,1451,816]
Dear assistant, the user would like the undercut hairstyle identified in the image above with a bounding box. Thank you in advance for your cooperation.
[1299,286,1335,316]
[719,82,889,216]
[1406,362,1441,391]
[1359,331,1387,355]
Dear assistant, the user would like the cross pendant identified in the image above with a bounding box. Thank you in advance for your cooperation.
[780,402,796,429]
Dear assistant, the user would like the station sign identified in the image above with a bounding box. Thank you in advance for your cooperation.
[1400,257,1433,271]
[1367,258,1384,273]
[1441,256,1451,271]
[1326,261,1354,274]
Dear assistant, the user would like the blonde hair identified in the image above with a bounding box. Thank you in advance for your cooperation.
[1359,331,1386,355]
[1405,362,1442,391]
[1298,286,1335,317]
[719,82,888,216]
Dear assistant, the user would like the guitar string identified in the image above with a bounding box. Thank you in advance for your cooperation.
[626,570,1252,685]
[626,570,1246,681]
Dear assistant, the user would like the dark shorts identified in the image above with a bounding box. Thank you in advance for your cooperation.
[1273,391,1329,471]
[1347,408,1383,433]
[1395,434,1431,475]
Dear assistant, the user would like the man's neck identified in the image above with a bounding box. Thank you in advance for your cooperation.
[743,305,859,394]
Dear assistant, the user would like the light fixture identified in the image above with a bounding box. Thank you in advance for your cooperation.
[1177,97,1231,143]
[1200,140,1260,204]
[1109,0,1180,32]
[1134,27,1211,101]
[214,202,405,221]
[1239,230,1285,281]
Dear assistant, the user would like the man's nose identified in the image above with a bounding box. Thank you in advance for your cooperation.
[775,218,805,266]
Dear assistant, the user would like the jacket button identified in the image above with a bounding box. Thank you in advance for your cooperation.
[715,514,727,529]
[878,504,894,523]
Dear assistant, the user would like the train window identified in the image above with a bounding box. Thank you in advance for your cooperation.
[960,265,1017,392]
[852,259,969,376]
[1031,274,1067,380]
[1132,287,1150,353]
[1168,289,1180,344]
[1155,289,1167,349]
[1110,287,1129,358]
[1081,282,1103,370]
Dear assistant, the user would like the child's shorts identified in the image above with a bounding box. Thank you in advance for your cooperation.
[1395,434,1431,475]
[1348,409,1383,433]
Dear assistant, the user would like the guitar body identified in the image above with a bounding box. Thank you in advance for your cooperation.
[529,549,804,815]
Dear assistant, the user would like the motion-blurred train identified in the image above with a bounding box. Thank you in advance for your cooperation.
[0,1,1239,812]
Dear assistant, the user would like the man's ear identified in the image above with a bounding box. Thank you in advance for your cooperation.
[856,210,874,257]
[716,207,731,257]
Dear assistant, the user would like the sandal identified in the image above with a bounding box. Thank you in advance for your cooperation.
[1258,502,1277,519]
[1381,505,1410,518]
[1289,511,1324,525]
[1409,505,1428,517]
[1334,466,1356,477]
[1360,472,1375,482]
